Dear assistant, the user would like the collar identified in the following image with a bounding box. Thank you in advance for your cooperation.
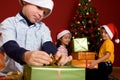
[15,12,43,28]
[19,11,34,26]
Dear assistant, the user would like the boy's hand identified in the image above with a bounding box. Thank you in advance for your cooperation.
[23,51,52,66]
[88,60,98,68]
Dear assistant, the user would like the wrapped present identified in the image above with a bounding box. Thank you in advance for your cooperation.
[71,60,98,69]
[5,71,23,80]
[0,71,22,80]
[72,38,88,52]
[0,52,5,70]
[0,76,5,80]
[23,65,85,80]
[71,52,96,60]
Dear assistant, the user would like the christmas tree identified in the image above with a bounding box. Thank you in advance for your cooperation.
[70,0,101,52]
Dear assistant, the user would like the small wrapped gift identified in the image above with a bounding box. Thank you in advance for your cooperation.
[72,38,88,52]
[23,65,85,80]
[71,52,96,60]
[71,60,98,69]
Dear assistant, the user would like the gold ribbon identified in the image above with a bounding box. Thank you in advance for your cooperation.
[57,70,61,80]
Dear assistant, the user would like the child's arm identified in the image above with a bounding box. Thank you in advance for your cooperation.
[88,52,110,68]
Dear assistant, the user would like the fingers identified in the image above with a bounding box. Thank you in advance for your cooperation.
[88,64,94,69]
[24,50,73,66]
[58,55,72,66]
[88,61,96,69]
[28,61,43,66]
[55,51,73,66]
[55,51,62,60]
[68,56,72,62]
[24,51,52,66]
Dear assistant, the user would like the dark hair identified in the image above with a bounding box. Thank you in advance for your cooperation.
[56,39,62,48]
[19,0,24,5]
[100,27,105,30]
[56,37,72,55]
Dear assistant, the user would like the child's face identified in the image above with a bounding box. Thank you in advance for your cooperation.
[100,28,111,40]
[22,3,50,23]
[60,33,71,46]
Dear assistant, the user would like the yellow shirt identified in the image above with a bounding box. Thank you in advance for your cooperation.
[99,39,114,63]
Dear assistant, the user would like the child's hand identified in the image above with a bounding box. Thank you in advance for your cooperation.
[88,60,98,69]
[23,51,52,66]
[55,51,72,66]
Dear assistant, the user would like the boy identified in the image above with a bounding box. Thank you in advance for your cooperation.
[88,23,119,80]
[0,0,72,74]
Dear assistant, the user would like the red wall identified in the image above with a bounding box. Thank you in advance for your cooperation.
[0,0,120,67]
[91,0,120,67]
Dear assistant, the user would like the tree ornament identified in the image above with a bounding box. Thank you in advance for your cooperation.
[84,6,87,9]
[96,13,99,16]
[79,15,82,18]
[86,3,89,6]
[84,25,86,28]
[82,21,85,24]
[92,18,96,21]
[73,17,76,20]
[72,36,75,39]
[75,32,77,35]
[91,34,95,38]
[88,0,91,2]
[86,12,89,15]
[80,27,84,31]
[78,3,81,6]
[88,20,92,24]
[77,21,80,24]
[87,41,90,45]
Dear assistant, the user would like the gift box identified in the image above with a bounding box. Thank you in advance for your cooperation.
[0,71,22,80]
[23,65,85,80]
[0,52,5,70]
[71,60,98,69]
[71,52,96,60]
[72,38,88,52]
[5,71,22,80]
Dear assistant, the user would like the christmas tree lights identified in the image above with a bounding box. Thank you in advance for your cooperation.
[70,0,101,52]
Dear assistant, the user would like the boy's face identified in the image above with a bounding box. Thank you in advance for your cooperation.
[22,3,50,23]
[100,28,111,40]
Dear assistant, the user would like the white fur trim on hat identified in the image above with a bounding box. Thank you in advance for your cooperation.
[23,0,54,17]
[57,30,70,40]
[102,23,120,44]
[102,25,113,39]
[115,39,120,44]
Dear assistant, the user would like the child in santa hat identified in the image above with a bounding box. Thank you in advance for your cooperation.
[0,0,72,74]
[87,23,119,80]
[56,29,72,56]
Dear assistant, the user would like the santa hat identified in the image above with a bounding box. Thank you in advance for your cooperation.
[101,23,120,43]
[57,29,71,40]
[19,0,54,17]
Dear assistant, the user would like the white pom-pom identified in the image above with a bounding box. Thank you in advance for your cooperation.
[115,39,120,43]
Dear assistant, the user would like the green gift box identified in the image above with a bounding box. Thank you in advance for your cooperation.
[73,38,88,52]
[23,65,85,80]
